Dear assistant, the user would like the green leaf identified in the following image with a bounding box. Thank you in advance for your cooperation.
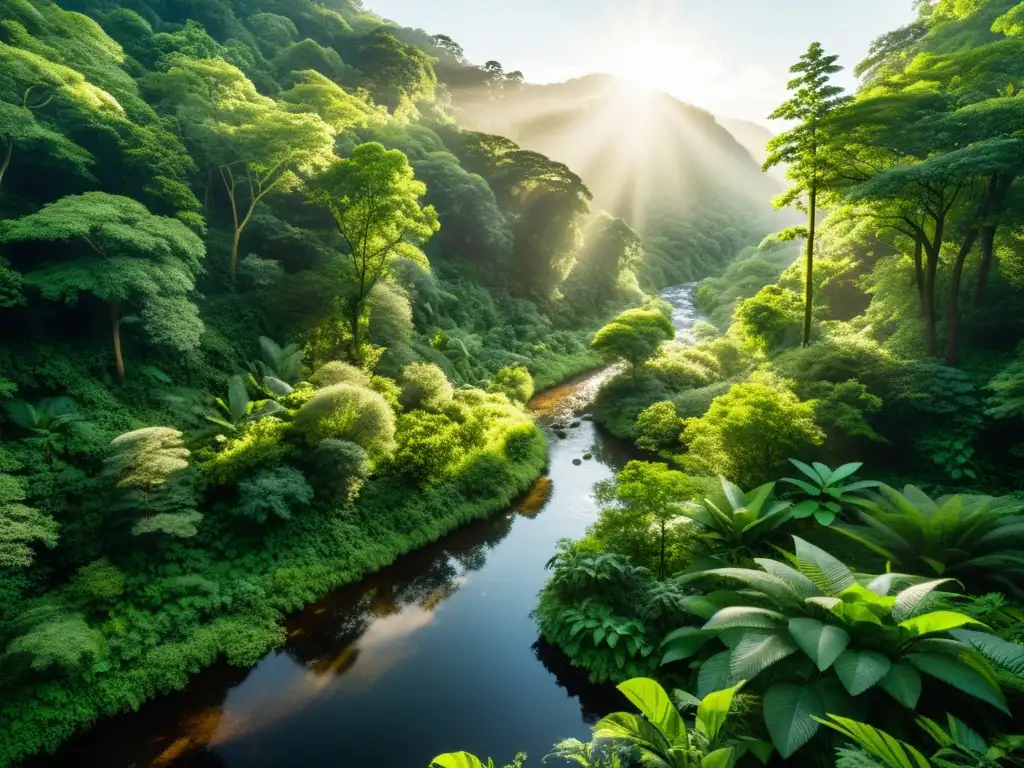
[607,632,620,649]
[812,462,834,484]
[617,677,687,744]
[898,611,987,636]
[878,663,921,709]
[949,629,1024,675]
[431,752,489,768]
[789,459,824,485]
[745,482,776,515]
[813,509,836,526]
[813,716,930,768]
[788,618,850,671]
[790,499,820,517]
[737,738,774,764]
[729,632,798,681]
[907,653,1009,713]
[686,567,805,603]
[946,715,987,754]
[704,607,786,631]
[833,480,882,493]
[891,579,958,622]
[593,712,667,755]
[915,715,953,748]
[697,651,735,698]
[785,479,822,497]
[697,680,746,743]
[763,684,825,758]
[828,463,863,485]
[793,536,856,594]
[833,650,892,696]
[661,628,714,665]
[754,560,819,599]
[701,747,735,768]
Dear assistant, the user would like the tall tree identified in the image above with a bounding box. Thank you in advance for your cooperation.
[764,42,851,346]
[143,58,335,282]
[595,461,694,579]
[0,193,205,378]
[591,308,674,385]
[305,142,438,361]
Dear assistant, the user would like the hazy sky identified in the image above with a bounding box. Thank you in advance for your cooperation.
[365,0,918,124]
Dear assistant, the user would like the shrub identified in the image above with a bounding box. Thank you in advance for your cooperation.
[399,362,454,411]
[647,342,720,389]
[308,361,371,389]
[691,320,719,342]
[293,383,396,460]
[308,439,369,505]
[487,365,534,404]
[733,285,803,352]
[680,381,824,486]
[232,466,314,524]
[202,418,294,486]
[392,411,467,484]
[635,401,682,452]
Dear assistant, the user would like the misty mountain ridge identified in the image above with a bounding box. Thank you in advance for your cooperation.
[447,73,787,285]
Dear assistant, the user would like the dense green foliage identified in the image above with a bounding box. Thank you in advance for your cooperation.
[549,7,1024,764]
[0,0,788,760]
[5,0,1024,764]
[593,0,1024,497]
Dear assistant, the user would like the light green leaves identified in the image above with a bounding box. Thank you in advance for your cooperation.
[898,611,986,636]
[617,677,687,744]
[696,680,746,743]
[814,715,930,768]
[430,752,492,768]
[700,748,734,768]
[787,618,850,671]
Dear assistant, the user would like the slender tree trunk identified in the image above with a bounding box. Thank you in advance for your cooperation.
[349,302,362,362]
[974,174,1011,306]
[944,228,980,367]
[923,215,944,359]
[974,225,997,305]
[913,232,925,316]
[802,182,817,346]
[923,247,938,358]
[229,227,241,285]
[659,522,666,580]
[0,141,12,192]
[111,302,125,379]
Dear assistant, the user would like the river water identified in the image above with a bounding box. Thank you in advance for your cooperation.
[36,285,699,768]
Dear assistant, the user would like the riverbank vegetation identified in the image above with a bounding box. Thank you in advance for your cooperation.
[512,1,1024,766]
[0,0,776,761]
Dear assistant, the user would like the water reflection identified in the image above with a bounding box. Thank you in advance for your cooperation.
[42,505,525,768]
[36,284,699,768]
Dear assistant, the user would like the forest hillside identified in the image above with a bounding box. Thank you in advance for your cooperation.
[0,0,775,763]
[450,73,786,286]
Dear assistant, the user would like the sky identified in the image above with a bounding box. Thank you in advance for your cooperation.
[363,0,919,125]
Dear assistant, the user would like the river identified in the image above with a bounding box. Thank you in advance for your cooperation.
[34,285,699,768]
